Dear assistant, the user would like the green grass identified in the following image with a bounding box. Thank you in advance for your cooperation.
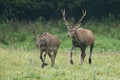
[0,19,120,51]
[0,19,120,79]
[1,19,120,51]
[0,47,120,80]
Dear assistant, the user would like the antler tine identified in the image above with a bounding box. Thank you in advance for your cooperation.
[74,9,86,28]
[78,9,86,24]
[82,10,86,17]
[61,9,65,16]
[61,9,70,28]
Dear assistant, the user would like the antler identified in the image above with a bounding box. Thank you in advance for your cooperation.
[74,10,86,28]
[61,9,70,28]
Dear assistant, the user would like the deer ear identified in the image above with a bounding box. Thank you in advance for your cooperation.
[36,34,38,37]
[43,32,48,36]
[33,31,37,37]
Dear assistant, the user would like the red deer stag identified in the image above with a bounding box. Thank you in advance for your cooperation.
[61,9,95,64]
[35,32,60,68]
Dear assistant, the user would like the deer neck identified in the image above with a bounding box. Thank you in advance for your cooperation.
[72,30,79,42]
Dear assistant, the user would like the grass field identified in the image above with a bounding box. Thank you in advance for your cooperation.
[0,19,120,80]
[0,47,120,80]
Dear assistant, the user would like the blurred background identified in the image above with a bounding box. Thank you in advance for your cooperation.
[0,0,120,20]
[0,0,120,52]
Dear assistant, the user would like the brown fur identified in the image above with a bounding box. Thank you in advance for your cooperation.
[35,32,60,68]
[70,27,95,64]
[76,28,94,45]
[61,9,95,64]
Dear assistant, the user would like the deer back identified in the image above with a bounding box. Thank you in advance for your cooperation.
[75,28,94,45]
[42,32,60,49]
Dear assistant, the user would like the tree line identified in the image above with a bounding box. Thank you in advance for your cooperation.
[0,0,120,21]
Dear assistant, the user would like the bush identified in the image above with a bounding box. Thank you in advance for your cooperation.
[0,18,120,52]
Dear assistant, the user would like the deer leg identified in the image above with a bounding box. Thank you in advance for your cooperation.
[70,46,75,65]
[89,43,94,64]
[40,51,45,68]
[53,49,58,65]
[43,52,48,66]
[80,47,86,64]
[54,49,58,59]
[48,51,55,67]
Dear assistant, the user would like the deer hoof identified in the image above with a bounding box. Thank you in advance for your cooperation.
[41,64,44,68]
[70,60,73,65]
[41,63,48,68]
[44,63,48,66]
[89,58,92,64]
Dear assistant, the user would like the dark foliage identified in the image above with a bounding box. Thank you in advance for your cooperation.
[0,0,120,21]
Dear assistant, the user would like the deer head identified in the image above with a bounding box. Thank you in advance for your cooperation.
[61,9,86,37]
[34,32,47,48]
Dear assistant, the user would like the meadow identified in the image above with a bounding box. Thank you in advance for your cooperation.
[0,19,120,80]
[0,47,120,80]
